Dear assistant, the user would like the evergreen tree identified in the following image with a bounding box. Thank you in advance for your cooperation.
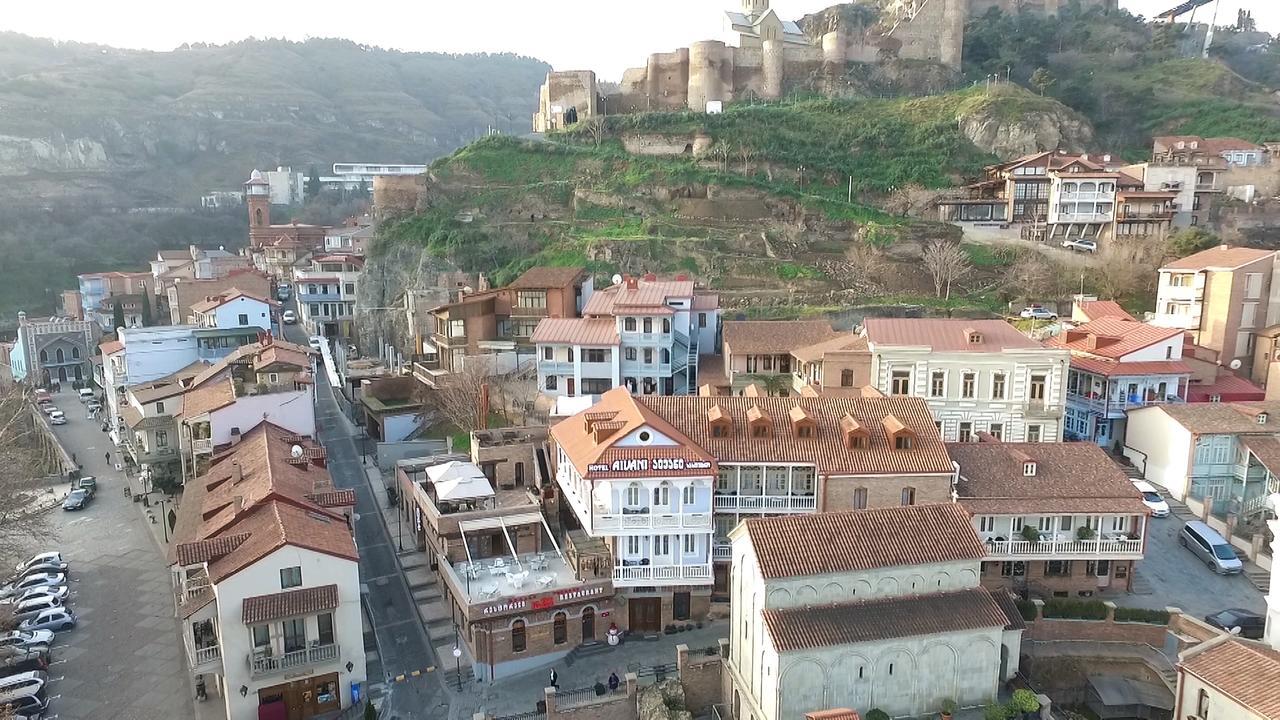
[140,292,152,327]
[111,300,125,332]
[305,165,322,199]
[1030,67,1055,96]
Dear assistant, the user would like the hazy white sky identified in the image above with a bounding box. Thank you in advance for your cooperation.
[2,0,1274,79]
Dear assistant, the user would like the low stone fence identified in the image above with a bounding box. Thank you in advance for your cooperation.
[542,673,639,720]
[1022,600,1173,646]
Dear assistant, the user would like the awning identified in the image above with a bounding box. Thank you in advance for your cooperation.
[458,512,545,534]
[427,461,494,501]
[242,584,339,625]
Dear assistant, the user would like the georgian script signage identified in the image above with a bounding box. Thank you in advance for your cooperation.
[587,458,713,474]
[479,584,607,616]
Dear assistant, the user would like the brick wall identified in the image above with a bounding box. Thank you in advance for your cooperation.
[980,559,1136,596]
[1023,600,1173,646]
[823,473,952,512]
[677,641,727,715]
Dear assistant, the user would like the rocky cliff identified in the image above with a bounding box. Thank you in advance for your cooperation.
[951,86,1095,160]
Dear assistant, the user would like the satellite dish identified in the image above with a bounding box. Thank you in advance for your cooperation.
[611,274,623,286]
[1230,359,1243,370]
[462,286,474,294]
[291,445,304,458]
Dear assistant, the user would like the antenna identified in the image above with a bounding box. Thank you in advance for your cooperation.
[611,274,623,286]
[291,445,304,458]
[1230,359,1242,370]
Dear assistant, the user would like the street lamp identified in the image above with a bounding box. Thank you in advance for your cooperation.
[452,644,463,690]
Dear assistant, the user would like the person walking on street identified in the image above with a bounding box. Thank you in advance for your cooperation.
[608,672,620,693]
[104,451,111,466]
[550,668,558,690]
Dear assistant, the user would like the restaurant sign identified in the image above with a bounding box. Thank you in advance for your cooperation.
[587,457,712,474]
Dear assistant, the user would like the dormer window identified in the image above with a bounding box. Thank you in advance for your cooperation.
[1023,461,1037,477]
[840,413,870,449]
[746,405,772,439]
[707,404,732,438]
[797,425,814,438]
[882,413,917,451]
[788,406,817,439]
[967,331,982,344]
[1259,413,1268,425]
[752,424,770,439]
[894,435,914,450]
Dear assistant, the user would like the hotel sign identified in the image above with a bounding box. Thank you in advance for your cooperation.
[587,458,713,474]
[479,584,607,616]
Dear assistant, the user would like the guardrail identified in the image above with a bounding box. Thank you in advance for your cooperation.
[249,642,340,678]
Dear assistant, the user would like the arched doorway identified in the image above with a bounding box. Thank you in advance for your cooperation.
[581,607,595,642]
[553,612,567,645]
[57,367,67,382]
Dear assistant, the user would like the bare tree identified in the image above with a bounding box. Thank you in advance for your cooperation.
[737,144,758,175]
[883,183,936,218]
[708,140,732,173]
[922,240,973,300]
[578,116,606,148]
[417,356,514,434]
[1005,252,1053,303]
[0,383,54,569]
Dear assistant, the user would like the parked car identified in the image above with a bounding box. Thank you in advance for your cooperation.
[0,632,54,655]
[1062,238,1098,253]
[0,681,51,719]
[12,555,65,576]
[10,597,63,625]
[0,575,65,601]
[17,608,76,634]
[1131,481,1170,518]
[74,476,97,498]
[1204,608,1265,639]
[32,390,50,404]
[77,388,94,403]
[0,671,46,695]
[61,489,91,511]
[1180,520,1244,574]
[1018,306,1058,320]
[37,403,56,416]
[308,336,325,351]
[47,411,65,426]
[0,649,48,678]
[276,284,291,301]
[281,309,297,325]
[1,587,68,608]
[9,563,66,582]
[86,399,102,413]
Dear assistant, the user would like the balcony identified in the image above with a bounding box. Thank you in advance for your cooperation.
[624,332,672,345]
[511,305,549,318]
[173,571,214,616]
[1195,183,1220,192]
[1117,210,1174,221]
[713,494,817,513]
[540,361,574,376]
[712,543,732,562]
[984,537,1143,559]
[249,642,340,679]
[613,563,712,586]
[1054,212,1114,223]
[183,632,222,674]
[621,360,672,377]
[1057,191,1113,203]
[595,509,713,531]
[1067,391,1184,415]
[432,332,468,348]
[191,437,214,454]
[1023,400,1059,417]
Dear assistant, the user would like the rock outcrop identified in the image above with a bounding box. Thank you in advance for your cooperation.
[957,94,1095,160]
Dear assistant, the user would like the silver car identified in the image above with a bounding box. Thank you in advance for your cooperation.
[0,573,65,600]
[17,608,76,633]
[13,553,64,575]
[11,596,63,624]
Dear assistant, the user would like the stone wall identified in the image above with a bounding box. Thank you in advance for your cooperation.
[373,174,424,218]
[544,673,639,720]
[677,641,726,716]
[1022,600,1172,646]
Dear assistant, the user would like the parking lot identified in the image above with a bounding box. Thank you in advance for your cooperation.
[18,390,197,720]
[1116,511,1266,619]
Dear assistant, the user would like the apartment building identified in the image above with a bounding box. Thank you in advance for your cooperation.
[1175,637,1280,720]
[296,255,364,338]
[863,318,1070,442]
[550,387,954,630]
[950,442,1149,597]
[721,320,839,393]
[102,326,201,440]
[420,266,590,377]
[1139,158,1226,228]
[1124,401,1280,522]
[178,339,315,481]
[1150,245,1279,377]
[169,421,364,720]
[120,363,206,485]
[534,274,720,399]
[725,504,1024,720]
[7,312,96,385]
[322,224,375,255]
[189,289,276,331]
[1048,317,1191,447]
[166,271,272,326]
[1154,135,1267,168]
[77,271,152,324]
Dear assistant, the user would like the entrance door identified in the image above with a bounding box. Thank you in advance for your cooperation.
[567,378,576,397]
[582,607,595,642]
[673,591,691,621]
[628,597,662,633]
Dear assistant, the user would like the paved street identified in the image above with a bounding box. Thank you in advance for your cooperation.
[1115,512,1265,618]
[40,388,196,720]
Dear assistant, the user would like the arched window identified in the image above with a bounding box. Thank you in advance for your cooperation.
[840,369,854,386]
[662,319,670,333]
[55,348,65,363]
[653,481,671,507]
[660,349,670,364]
[624,318,636,332]
[254,208,263,226]
[511,619,526,653]
[39,349,47,363]
[553,612,567,645]
[582,607,595,641]
[71,347,80,359]
[625,482,642,506]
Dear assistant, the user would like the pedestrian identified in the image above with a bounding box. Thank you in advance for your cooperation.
[608,672,619,692]
[104,451,111,466]
[71,452,77,466]
[550,668,558,690]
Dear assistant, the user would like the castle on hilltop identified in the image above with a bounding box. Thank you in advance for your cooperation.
[533,0,1115,131]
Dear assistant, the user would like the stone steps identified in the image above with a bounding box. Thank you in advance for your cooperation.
[1245,568,1272,592]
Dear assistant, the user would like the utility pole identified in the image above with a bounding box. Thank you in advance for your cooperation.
[848,176,853,203]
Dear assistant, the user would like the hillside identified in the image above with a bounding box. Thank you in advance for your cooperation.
[0,34,550,206]
[370,87,1094,322]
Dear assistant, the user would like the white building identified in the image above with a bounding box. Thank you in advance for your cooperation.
[331,162,426,182]
[726,503,1024,720]
[189,290,276,332]
[1175,635,1280,720]
[295,255,364,338]
[169,421,365,720]
[863,319,1070,443]
[102,326,202,440]
[533,274,720,399]
[265,167,305,206]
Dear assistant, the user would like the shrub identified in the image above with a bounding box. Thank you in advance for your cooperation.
[941,699,958,716]
[1014,599,1038,622]
[983,704,1011,720]
[1076,526,1096,540]
[867,710,891,720]
[1020,525,1041,542]
[1114,607,1170,624]
[1042,598,1108,620]
[1010,689,1041,715]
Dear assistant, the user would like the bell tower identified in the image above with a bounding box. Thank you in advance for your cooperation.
[245,169,271,247]
[742,0,769,19]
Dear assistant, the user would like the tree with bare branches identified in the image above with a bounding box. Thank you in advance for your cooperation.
[922,240,973,300]
[416,356,518,435]
[0,383,54,570]
[1005,252,1054,304]
[737,144,757,175]
[578,116,606,148]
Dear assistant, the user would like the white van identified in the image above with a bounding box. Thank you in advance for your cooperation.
[77,388,94,402]
[1180,521,1244,574]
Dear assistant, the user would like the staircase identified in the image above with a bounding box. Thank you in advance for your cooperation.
[1244,564,1272,592]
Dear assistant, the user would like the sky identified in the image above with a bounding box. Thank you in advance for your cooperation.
[1,0,1275,80]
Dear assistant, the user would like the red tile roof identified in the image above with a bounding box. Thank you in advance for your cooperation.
[1049,318,1182,360]
[506,266,585,290]
[723,320,839,356]
[1180,639,1280,718]
[863,319,1044,352]
[1076,300,1134,322]
[100,340,124,355]
[1186,372,1265,403]
[531,318,620,346]
[744,504,985,580]
[950,442,1149,515]
[189,288,277,314]
[1143,401,1280,434]
[242,584,340,624]
[582,278,694,316]
[1161,245,1275,271]
[761,589,1010,651]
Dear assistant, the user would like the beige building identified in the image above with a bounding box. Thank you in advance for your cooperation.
[1150,245,1280,379]
[1175,636,1280,720]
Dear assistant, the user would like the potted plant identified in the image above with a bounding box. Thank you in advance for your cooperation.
[1010,689,1041,720]
[1020,525,1041,543]
[940,699,958,720]
[1076,526,1096,540]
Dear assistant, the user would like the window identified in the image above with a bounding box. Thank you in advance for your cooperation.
[344,283,356,295]
[698,313,707,328]
[625,482,642,507]
[643,318,652,333]
[644,349,653,364]
[156,401,165,414]
[894,435,913,450]
[553,612,567,645]
[959,422,973,443]
[711,423,729,438]
[543,347,552,361]
[317,612,334,645]
[654,535,671,556]
[1023,461,1036,476]
[683,534,696,554]
[853,487,868,510]
[891,370,911,395]
[252,624,271,649]
[989,423,1004,441]
[978,516,995,532]
[624,318,636,332]
[156,430,169,448]
[797,425,814,438]
[584,349,607,363]
[653,481,670,507]
[310,303,320,316]
[1045,560,1071,577]
[449,319,465,338]
[1027,424,1042,442]
[1109,516,1128,532]
[237,313,249,326]
[1197,690,1210,720]
[282,618,306,653]
[626,536,641,555]
[1029,374,1047,401]
[582,378,612,394]
[662,318,671,333]
[625,348,637,361]
[930,371,945,397]
[1038,516,1054,532]
[516,291,547,309]
[961,372,976,398]
[545,375,557,391]
[1059,516,1073,531]
[512,620,527,653]
[901,487,916,506]
[841,369,854,387]
[280,566,302,589]
[72,347,80,359]
[992,372,1006,399]
[681,484,695,507]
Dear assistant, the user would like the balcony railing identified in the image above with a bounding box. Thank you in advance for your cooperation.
[191,438,214,454]
[511,305,549,318]
[1195,183,1220,192]
[712,543,732,562]
[985,537,1143,558]
[613,564,712,586]
[1117,210,1174,220]
[1057,191,1113,202]
[249,642,340,679]
[1066,392,1184,415]
[1023,400,1059,417]
[539,361,575,376]
[594,510,713,531]
[623,332,672,345]
[1055,212,1114,223]
[713,494,816,513]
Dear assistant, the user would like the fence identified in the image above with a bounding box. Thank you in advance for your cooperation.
[555,685,625,710]
[494,709,547,720]
[630,661,678,687]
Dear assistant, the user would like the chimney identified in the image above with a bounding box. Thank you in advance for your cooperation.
[625,276,639,291]
[230,427,242,445]
[643,273,657,282]
[477,274,491,292]
[232,461,243,484]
